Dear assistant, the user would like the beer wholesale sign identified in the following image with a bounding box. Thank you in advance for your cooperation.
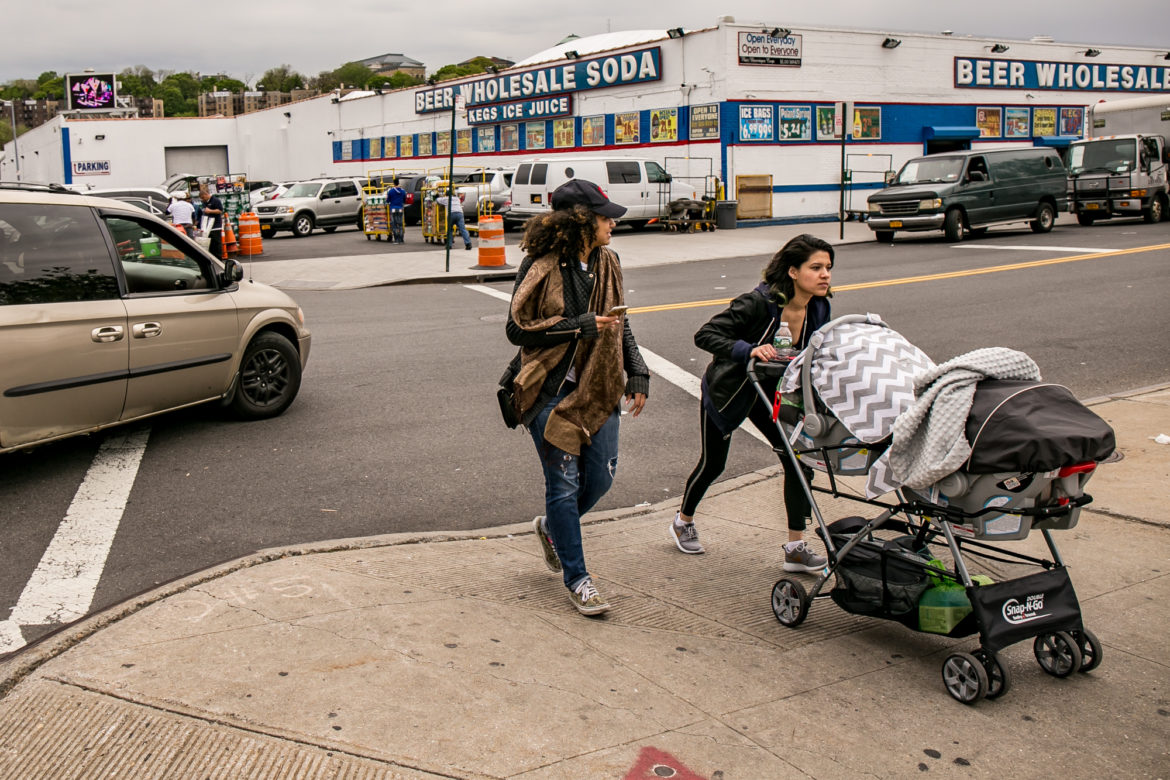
[956,57,1170,93]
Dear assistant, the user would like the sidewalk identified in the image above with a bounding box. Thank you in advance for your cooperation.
[245,219,877,291]
[1,386,1167,778]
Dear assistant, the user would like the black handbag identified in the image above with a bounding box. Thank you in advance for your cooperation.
[497,352,522,429]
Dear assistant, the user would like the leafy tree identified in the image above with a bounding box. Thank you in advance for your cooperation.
[36,71,60,86]
[200,74,246,93]
[386,71,424,89]
[309,70,340,92]
[333,61,375,89]
[33,76,64,101]
[430,57,494,83]
[118,67,156,98]
[160,72,202,101]
[258,65,305,92]
[158,85,192,117]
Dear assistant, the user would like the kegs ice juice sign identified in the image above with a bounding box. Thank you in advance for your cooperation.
[738,32,802,67]
[416,48,661,115]
[956,57,1170,93]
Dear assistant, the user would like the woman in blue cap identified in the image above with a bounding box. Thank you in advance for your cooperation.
[505,180,650,616]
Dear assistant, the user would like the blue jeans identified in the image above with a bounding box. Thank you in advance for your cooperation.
[390,209,404,242]
[528,387,621,589]
[447,209,471,248]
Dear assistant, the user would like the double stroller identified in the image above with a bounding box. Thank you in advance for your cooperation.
[747,314,1116,704]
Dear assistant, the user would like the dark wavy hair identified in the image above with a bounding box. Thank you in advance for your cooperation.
[520,205,598,259]
[762,233,835,304]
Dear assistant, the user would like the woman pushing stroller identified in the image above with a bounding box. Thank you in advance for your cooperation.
[671,234,834,572]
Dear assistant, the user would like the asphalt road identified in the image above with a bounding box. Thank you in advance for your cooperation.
[3,219,1169,652]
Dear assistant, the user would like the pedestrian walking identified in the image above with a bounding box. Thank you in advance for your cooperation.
[166,190,195,238]
[435,190,472,250]
[506,179,650,616]
[671,234,834,572]
[386,178,407,243]
[197,185,225,259]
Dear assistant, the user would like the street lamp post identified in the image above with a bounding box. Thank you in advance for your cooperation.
[4,100,19,181]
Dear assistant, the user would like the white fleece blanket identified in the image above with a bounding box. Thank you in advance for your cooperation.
[865,348,1041,497]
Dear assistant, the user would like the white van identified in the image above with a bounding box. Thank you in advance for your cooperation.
[505,157,699,229]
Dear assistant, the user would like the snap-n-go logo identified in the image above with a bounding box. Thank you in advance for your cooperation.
[1002,593,1047,624]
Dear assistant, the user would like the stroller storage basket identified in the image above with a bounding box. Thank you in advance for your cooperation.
[967,567,1082,654]
[821,517,932,627]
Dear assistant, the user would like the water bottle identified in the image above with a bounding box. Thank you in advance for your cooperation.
[772,321,795,360]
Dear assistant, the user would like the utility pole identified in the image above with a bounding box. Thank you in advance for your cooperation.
[444,92,463,273]
[4,100,19,181]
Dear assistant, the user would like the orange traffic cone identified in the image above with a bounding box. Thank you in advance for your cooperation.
[222,219,238,258]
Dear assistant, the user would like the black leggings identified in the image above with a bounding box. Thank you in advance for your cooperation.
[681,400,812,531]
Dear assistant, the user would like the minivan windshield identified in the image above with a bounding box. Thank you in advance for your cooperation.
[1068,139,1137,175]
[895,157,964,185]
[283,183,322,198]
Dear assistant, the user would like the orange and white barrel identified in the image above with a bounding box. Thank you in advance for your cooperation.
[476,215,505,267]
[237,212,263,257]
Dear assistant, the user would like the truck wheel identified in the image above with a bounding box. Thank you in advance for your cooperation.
[874,230,894,243]
[1030,202,1056,233]
[943,209,964,242]
[292,213,314,237]
[1144,195,1165,224]
[1076,213,1096,227]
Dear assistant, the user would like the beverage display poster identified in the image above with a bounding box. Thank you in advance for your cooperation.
[341,140,353,161]
[369,137,382,159]
[1060,107,1084,136]
[852,107,881,139]
[418,133,433,156]
[1033,108,1057,137]
[777,106,812,140]
[436,131,451,156]
[615,112,640,144]
[1005,107,1031,138]
[384,136,398,158]
[650,108,678,142]
[477,127,496,153]
[689,104,719,140]
[553,119,575,148]
[582,116,606,146]
[400,135,414,157]
[816,105,842,139]
[501,124,519,151]
[976,107,1002,137]
[457,128,473,154]
[526,122,547,150]
[739,105,774,141]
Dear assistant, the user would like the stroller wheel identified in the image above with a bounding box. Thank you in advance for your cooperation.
[1070,628,1103,673]
[1033,632,1083,677]
[942,652,988,704]
[972,648,1011,700]
[770,578,808,627]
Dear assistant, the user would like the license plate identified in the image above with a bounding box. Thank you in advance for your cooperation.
[1085,203,1100,210]
[889,220,903,228]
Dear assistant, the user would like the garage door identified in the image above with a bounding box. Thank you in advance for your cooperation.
[164,146,229,178]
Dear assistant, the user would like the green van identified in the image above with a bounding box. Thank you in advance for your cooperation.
[866,148,1068,242]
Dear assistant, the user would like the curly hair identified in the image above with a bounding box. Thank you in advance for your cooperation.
[762,233,835,304]
[520,205,598,259]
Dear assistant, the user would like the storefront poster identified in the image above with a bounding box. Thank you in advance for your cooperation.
[400,135,413,157]
[457,128,472,154]
[1033,108,1057,137]
[739,105,774,141]
[615,112,640,144]
[477,126,496,153]
[526,121,547,150]
[650,108,678,142]
[369,137,382,159]
[436,131,451,156]
[384,136,397,158]
[1060,107,1084,136]
[582,115,606,146]
[553,118,575,148]
[852,107,881,139]
[778,106,812,140]
[418,133,433,156]
[976,107,1002,137]
[737,31,802,67]
[1005,108,1031,138]
[501,123,519,151]
[689,104,719,140]
[816,105,842,139]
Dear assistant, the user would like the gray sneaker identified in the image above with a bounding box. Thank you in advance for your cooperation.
[533,516,561,573]
[669,515,705,554]
[783,540,827,573]
[569,576,610,616]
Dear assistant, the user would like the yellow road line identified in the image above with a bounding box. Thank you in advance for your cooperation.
[628,242,1170,314]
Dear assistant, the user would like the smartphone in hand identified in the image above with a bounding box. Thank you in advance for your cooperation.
[606,305,629,317]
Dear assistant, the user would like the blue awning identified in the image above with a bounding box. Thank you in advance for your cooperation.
[923,126,981,140]
[1034,135,1080,147]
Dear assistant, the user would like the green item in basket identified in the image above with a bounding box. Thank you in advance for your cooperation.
[140,237,161,258]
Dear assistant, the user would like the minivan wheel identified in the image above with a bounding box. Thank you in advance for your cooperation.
[1144,195,1165,224]
[1031,202,1056,233]
[292,213,314,237]
[874,230,895,243]
[943,209,964,242]
[231,332,302,420]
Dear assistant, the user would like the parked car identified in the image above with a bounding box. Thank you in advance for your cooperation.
[0,182,311,454]
[251,181,294,206]
[866,148,1068,243]
[506,157,699,229]
[253,177,365,237]
[85,187,172,215]
[451,168,515,221]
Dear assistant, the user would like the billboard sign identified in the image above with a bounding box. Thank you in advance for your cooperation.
[66,73,117,110]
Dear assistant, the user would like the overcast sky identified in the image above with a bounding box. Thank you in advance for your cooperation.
[3,0,1168,84]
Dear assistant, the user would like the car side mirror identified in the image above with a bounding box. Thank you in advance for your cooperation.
[220,258,244,285]
[968,171,987,182]
[884,171,896,185]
